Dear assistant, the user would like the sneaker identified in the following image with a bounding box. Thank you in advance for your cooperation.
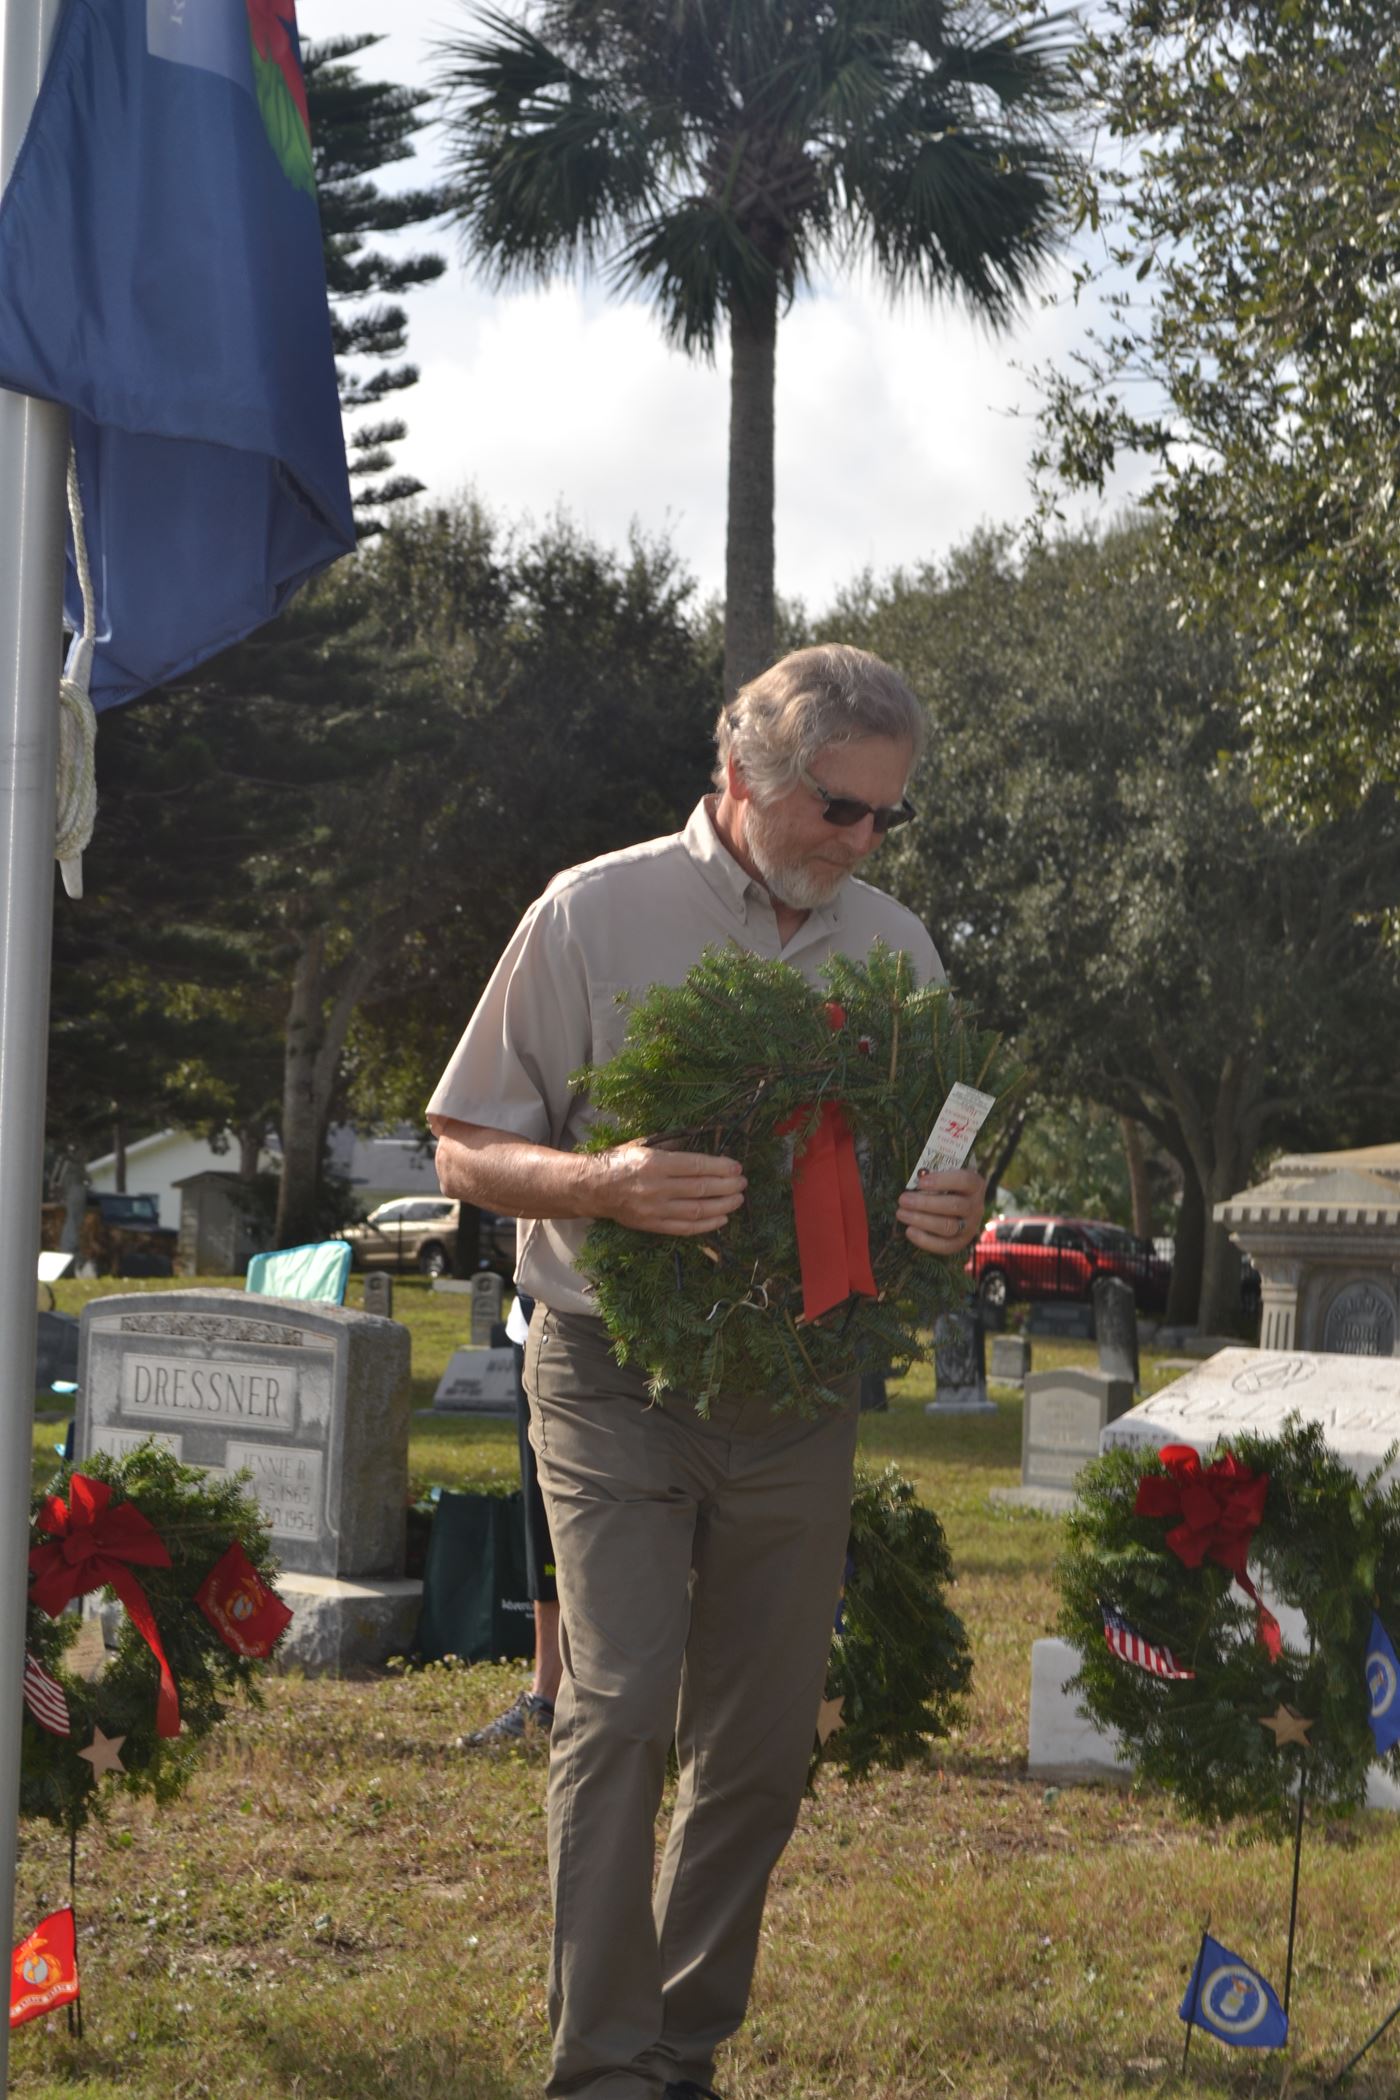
[458,1690,555,1749]
[663,2084,724,2099]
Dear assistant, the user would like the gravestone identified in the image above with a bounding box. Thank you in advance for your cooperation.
[173,1170,264,1277]
[76,1289,417,1668]
[989,1334,1031,1388]
[434,1346,517,1415]
[1028,1345,1400,1806]
[362,1272,394,1320]
[1216,1143,1400,1353]
[1324,1281,1395,1356]
[34,1310,79,1392]
[925,1308,994,1415]
[991,1367,1134,1515]
[469,1272,504,1346]
[1099,1345,1400,1478]
[1093,1276,1140,1390]
[1026,1300,1096,1341]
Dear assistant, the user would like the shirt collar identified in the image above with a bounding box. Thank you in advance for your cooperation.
[681,796,844,939]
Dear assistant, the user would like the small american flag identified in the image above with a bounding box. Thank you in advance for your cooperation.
[1102,1606,1196,1681]
[22,1652,71,1738]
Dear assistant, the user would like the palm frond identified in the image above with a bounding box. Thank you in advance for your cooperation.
[436,12,670,277]
[609,198,772,351]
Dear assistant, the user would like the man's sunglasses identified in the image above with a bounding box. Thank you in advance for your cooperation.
[799,764,917,834]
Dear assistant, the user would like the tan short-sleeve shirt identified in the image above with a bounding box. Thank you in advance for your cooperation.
[427,798,944,1313]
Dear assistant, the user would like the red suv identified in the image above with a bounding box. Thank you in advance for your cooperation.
[965,1215,1171,1314]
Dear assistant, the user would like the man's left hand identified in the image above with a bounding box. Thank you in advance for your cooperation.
[896,1167,987,1257]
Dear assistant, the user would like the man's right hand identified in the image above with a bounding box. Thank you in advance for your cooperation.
[591,1143,746,1236]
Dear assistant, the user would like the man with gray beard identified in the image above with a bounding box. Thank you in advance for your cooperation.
[428,645,986,2100]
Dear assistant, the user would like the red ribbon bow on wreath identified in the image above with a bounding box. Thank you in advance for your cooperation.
[29,1475,181,1737]
[1133,1444,1282,1660]
[774,1003,878,1324]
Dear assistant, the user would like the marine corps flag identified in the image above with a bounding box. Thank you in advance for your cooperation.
[195,1541,293,1660]
[0,0,354,709]
[10,1908,79,2028]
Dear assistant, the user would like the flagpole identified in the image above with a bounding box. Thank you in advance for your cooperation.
[1325,1993,1400,2095]
[0,0,71,2080]
[1181,1915,1209,2074]
[1282,1749,1309,2018]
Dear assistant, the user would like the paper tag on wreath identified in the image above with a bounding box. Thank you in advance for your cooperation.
[907,1083,996,1184]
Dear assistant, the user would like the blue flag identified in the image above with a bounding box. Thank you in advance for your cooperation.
[1179,1934,1288,2050]
[0,0,354,709]
[1366,1612,1400,1754]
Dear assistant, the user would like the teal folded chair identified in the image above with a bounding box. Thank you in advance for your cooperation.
[245,1240,351,1305]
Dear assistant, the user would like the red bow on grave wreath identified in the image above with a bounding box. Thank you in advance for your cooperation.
[1133,1444,1281,1659]
[775,1003,878,1324]
[29,1475,181,1737]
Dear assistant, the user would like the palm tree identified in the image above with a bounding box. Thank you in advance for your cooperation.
[437,0,1073,697]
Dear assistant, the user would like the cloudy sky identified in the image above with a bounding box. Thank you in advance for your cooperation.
[311,3,1144,613]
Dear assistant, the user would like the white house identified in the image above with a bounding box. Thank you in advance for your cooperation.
[86,1125,441,1230]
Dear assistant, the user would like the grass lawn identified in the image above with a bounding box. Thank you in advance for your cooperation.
[14,1280,1400,2098]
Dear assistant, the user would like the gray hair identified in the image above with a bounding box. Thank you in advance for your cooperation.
[713,644,925,802]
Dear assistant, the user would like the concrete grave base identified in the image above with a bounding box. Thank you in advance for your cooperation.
[925,1392,998,1416]
[98,1573,423,1673]
[275,1573,423,1671]
[989,1484,1075,1516]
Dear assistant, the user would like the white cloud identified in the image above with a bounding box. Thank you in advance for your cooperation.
[309,2,1152,608]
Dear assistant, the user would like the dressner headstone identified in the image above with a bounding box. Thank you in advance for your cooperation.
[75,1290,418,1666]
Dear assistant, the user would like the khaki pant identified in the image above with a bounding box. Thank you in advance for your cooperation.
[523,1309,859,2100]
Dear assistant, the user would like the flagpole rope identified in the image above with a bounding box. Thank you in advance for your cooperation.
[55,446,98,900]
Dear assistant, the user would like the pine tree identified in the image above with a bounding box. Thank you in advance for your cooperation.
[306,34,451,535]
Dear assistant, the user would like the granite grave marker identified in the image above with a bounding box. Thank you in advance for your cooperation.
[470,1272,504,1346]
[362,1271,394,1320]
[925,1308,994,1415]
[989,1334,1031,1387]
[991,1366,1134,1515]
[1093,1275,1140,1390]
[76,1289,417,1667]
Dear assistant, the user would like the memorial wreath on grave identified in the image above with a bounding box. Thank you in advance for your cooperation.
[1058,1418,1400,1829]
[814,1463,973,1781]
[22,1442,289,1833]
[575,943,1027,1415]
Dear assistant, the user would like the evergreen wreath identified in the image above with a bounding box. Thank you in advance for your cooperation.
[816,1463,972,1781]
[576,942,1027,1412]
[23,1443,284,1834]
[1058,1419,1400,1831]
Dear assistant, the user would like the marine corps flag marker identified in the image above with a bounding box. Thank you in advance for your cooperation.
[196,1542,293,1660]
[10,1908,78,2028]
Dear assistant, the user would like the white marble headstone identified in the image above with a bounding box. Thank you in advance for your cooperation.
[1100,1347,1400,1484]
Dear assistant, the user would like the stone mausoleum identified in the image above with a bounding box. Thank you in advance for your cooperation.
[1217,1142,1400,1357]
